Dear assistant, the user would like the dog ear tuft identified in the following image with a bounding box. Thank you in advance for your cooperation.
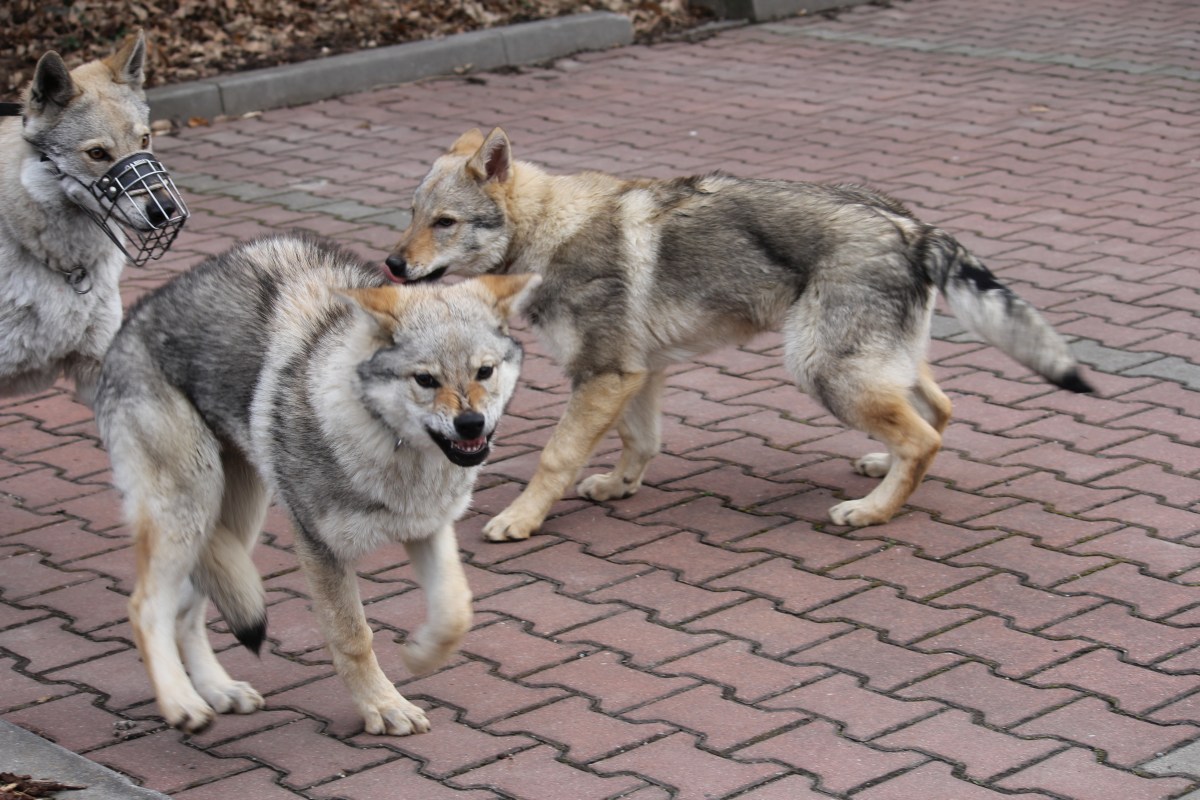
[26,52,77,114]
[449,128,485,156]
[467,128,512,184]
[467,273,541,323]
[338,287,405,334]
[105,29,147,88]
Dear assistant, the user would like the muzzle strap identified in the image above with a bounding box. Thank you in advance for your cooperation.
[45,150,190,267]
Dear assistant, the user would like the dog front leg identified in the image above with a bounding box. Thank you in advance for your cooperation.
[577,368,665,502]
[400,523,472,675]
[297,546,430,735]
[484,371,646,542]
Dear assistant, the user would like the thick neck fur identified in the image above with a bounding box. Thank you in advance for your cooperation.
[0,118,119,274]
[501,159,628,274]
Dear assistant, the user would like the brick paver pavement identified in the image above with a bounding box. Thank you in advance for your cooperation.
[4,0,1200,797]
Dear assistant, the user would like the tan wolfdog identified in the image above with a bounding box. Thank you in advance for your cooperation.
[388,127,1091,542]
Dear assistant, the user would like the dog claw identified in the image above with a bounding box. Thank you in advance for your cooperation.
[829,499,889,527]
[482,511,536,542]
[577,472,638,502]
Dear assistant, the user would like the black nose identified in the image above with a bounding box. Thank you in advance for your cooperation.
[146,196,177,227]
[454,411,486,440]
[384,253,407,279]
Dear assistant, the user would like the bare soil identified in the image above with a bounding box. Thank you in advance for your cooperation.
[2,1,713,96]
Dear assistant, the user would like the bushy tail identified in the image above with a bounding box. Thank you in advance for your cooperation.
[922,229,1093,393]
[193,526,267,655]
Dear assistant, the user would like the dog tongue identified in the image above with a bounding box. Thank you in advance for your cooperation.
[380,264,407,284]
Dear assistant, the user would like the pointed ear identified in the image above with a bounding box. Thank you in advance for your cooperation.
[448,128,485,156]
[26,52,77,114]
[466,273,541,324]
[104,29,146,88]
[466,127,512,184]
[339,286,406,333]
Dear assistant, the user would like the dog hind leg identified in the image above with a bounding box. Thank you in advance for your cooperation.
[184,451,269,715]
[852,363,951,479]
[577,368,665,502]
[484,370,647,541]
[400,523,472,676]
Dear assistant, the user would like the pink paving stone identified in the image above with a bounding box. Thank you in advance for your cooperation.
[585,568,751,625]
[1078,495,1200,541]
[845,511,1002,559]
[611,531,770,584]
[211,718,393,789]
[0,550,96,600]
[761,672,943,740]
[489,695,672,763]
[1013,696,1200,769]
[727,774,828,799]
[725,521,886,569]
[0,656,73,711]
[1044,603,1200,664]
[473,581,622,636]
[557,608,724,668]
[492,541,647,594]
[685,597,851,657]
[874,708,1063,781]
[1055,562,1200,620]
[789,629,961,691]
[4,691,155,753]
[964,501,1122,547]
[592,731,785,797]
[1027,648,1200,715]
[915,616,1093,679]
[454,743,644,799]
[537,504,678,557]
[172,768,308,800]
[459,617,592,677]
[624,682,807,752]
[88,728,259,795]
[736,719,924,795]
[947,536,1114,588]
[0,616,125,674]
[398,660,568,726]
[523,650,696,713]
[854,761,1058,800]
[640,494,792,543]
[311,756,498,800]
[807,585,976,644]
[996,747,1193,800]
[705,557,868,612]
[655,639,828,703]
[931,573,1104,630]
[830,545,991,598]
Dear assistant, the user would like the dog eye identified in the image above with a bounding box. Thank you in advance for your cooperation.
[141,134,151,149]
[86,147,110,161]
[413,373,440,388]
[433,217,456,228]
[476,365,494,381]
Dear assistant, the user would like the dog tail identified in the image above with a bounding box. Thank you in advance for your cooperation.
[921,229,1093,393]
[193,526,267,655]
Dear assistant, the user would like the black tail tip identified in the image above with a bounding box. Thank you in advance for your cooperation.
[232,617,267,657]
[1055,368,1095,394]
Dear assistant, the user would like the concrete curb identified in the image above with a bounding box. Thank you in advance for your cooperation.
[146,11,633,121]
[0,720,170,800]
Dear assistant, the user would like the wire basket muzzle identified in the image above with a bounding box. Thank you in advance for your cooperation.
[85,152,190,267]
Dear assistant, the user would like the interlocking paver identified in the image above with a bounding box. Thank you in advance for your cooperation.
[5,0,1200,797]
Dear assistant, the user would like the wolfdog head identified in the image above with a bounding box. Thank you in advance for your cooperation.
[386,128,515,283]
[345,273,539,466]
[20,31,188,264]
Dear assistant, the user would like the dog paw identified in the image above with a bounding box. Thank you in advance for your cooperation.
[853,452,892,478]
[197,679,264,715]
[577,472,638,502]
[828,499,890,527]
[361,693,431,736]
[161,693,217,734]
[482,509,537,542]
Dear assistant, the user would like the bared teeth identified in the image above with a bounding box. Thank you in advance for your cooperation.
[452,437,486,453]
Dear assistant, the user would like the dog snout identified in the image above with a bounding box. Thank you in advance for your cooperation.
[384,252,408,281]
[454,411,486,440]
[145,193,177,227]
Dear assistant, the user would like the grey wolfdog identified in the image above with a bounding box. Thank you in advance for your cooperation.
[388,127,1093,542]
[95,232,537,735]
[0,31,187,403]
